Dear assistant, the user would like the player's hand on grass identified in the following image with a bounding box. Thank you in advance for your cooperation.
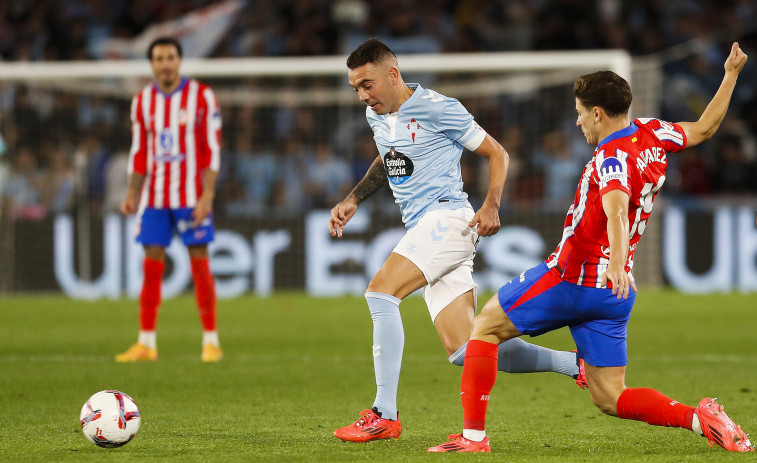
[600,265,637,299]
[470,202,501,237]
[725,42,748,75]
[330,198,358,238]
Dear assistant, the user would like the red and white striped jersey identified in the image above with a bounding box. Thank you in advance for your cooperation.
[546,118,687,287]
[128,77,221,209]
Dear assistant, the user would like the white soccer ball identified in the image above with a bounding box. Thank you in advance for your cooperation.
[80,390,141,448]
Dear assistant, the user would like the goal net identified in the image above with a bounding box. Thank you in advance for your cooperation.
[0,50,663,298]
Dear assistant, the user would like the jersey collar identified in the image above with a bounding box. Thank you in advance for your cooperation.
[392,83,421,114]
[597,123,638,148]
[154,76,187,97]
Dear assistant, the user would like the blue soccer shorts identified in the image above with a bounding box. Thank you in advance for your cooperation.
[497,263,635,367]
[136,207,215,247]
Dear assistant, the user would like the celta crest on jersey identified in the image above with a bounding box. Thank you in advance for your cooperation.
[384,147,414,184]
[407,118,420,143]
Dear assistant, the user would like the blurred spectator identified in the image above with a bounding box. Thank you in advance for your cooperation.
[226,130,277,217]
[532,128,584,206]
[74,134,111,212]
[103,151,129,214]
[1,148,45,220]
[673,147,713,196]
[711,134,757,194]
[270,137,310,217]
[40,146,75,214]
[303,141,352,209]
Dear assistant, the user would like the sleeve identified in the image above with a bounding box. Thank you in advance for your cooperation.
[438,96,486,151]
[201,86,222,172]
[595,146,632,197]
[636,118,687,153]
[127,92,147,176]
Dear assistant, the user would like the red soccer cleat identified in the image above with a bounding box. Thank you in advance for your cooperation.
[573,350,588,389]
[334,408,401,442]
[696,398,754,452]
[428,434,491,452]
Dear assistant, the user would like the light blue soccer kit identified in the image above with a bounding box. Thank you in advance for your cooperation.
[361,84,578,421]
[365,83,485,229]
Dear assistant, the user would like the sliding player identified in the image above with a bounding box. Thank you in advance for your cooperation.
[429,42,751,453]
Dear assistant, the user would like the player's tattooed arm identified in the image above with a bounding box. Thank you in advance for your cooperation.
[330,155,385,237]
[347,155,386,204]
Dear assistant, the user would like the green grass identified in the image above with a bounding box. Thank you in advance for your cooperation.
[1,290,756,462]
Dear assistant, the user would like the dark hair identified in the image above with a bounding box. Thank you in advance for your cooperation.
[573,71,632,117]
[346,38,396,69]
[147,37,183,60]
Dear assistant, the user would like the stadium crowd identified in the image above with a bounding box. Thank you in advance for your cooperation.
[1,0,756,221]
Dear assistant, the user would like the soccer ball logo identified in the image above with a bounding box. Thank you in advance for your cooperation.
[80,390,141,448]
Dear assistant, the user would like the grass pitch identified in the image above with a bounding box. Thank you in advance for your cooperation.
[1,290,756,462]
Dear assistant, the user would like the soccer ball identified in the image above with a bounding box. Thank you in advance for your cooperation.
[80,390,141,448]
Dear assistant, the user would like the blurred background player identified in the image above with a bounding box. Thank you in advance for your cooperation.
[330,38,584,443]
[429,42,751,453]
[116,37,223,363]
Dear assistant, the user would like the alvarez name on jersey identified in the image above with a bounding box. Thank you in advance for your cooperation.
[546,118,687,287]
[365,83,486,229]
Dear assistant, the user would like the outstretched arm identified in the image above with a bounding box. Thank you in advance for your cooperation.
[678,42,748,147]
[469,134,508,237]
[329,155,386,237]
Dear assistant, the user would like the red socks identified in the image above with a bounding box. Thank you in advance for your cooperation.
[138,256,216,333]
[139,257,165,331]
[460,344,695,433]
[191,257,217,332]
[461,340,499,430]
[616,387,694,429]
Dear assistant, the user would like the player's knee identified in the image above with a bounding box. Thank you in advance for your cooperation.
[144,246,165,260]
[188,245,208,258]
[470,301,517,343]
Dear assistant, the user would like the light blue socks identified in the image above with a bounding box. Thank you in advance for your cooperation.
[365,292,403,421]
[449,338,579,377]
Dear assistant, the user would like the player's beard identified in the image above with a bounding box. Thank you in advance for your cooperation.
[159,73,180,92]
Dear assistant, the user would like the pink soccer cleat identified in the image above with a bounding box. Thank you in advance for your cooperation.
[428,434,491,452]
[574,351,588,389]
[334,408,401,442]
[696,398,754,452]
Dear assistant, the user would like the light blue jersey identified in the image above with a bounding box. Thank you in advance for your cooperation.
[366,83,486,228]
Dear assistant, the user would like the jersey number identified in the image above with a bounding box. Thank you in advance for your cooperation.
[629,176,665,238]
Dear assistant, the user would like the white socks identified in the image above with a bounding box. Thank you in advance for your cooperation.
[691,412,703,435]
[138,330,156,349]
[203,331,220,347]
[138,331,220,349]
[462,429,486,442]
